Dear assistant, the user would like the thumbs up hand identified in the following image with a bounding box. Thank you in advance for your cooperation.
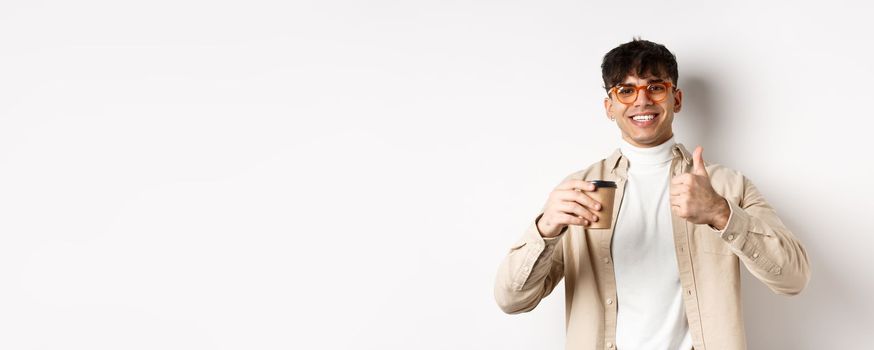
[669,146,731,230]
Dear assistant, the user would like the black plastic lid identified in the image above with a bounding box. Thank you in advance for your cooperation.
[590,180,617,188]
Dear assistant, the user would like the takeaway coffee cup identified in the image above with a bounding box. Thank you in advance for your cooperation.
[585,180,617,229]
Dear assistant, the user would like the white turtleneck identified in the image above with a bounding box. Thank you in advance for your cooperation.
[612,136,692,350]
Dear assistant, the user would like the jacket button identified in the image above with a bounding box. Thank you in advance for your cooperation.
[606,298,614,305]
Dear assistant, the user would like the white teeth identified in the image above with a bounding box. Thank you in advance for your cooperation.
[632,114,655,121]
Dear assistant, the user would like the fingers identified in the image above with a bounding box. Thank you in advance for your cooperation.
[549,212,592,227]
[670,186,692,205]
[557,179,595,192]
[557,201,600,223]
[671,203,691,218]
[556,189,602,212]
[670,183,689,196]
[671,173,692,185]
[670,191,695,219]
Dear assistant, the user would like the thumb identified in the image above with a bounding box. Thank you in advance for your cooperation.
[692,145,708,176]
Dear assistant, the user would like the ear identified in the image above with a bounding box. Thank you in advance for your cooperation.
[673,88,683,113]
[604,97,613,120]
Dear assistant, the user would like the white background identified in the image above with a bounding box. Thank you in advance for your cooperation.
[1,0,872,349]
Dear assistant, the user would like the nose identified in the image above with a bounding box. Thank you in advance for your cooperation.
[633,87,652,107]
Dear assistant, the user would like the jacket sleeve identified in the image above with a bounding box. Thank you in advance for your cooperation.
[494,213,566,314]
[714,176,811,295]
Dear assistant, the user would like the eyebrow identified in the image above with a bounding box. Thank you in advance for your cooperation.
[619,78,665,86]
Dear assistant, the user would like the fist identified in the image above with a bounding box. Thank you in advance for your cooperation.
[669,146,730,230]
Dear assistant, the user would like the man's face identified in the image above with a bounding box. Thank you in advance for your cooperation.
[603,74,682,148]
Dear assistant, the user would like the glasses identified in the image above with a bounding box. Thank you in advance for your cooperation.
[608,82,675,105]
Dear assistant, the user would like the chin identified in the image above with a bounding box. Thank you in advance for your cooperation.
[630,134,669,147]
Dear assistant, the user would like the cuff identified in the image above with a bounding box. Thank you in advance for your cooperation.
[508,213,565,291]
[715,199,753,250]
[710,200,785,277]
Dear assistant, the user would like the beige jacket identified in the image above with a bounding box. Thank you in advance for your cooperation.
[494,143,810,350]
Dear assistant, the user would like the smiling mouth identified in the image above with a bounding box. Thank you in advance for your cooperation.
[628,113,659,127]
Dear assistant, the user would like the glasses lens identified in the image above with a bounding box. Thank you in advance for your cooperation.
[647,83,668,102]
[616,86,636,104]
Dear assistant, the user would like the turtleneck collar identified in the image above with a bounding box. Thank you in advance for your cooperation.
[619,136,676,168]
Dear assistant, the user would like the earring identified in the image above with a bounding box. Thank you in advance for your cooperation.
[609,115,615,121]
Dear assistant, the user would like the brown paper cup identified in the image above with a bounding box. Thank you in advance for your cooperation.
[584,180,617,229]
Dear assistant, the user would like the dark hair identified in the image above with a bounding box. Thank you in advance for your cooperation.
[601,38,678,93]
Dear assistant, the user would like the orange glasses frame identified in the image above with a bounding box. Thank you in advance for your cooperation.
[608,82,676,105]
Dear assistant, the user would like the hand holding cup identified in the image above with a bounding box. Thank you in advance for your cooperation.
[537,179,611,238]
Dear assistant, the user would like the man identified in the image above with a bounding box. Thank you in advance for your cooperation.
[494,39,810,350]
